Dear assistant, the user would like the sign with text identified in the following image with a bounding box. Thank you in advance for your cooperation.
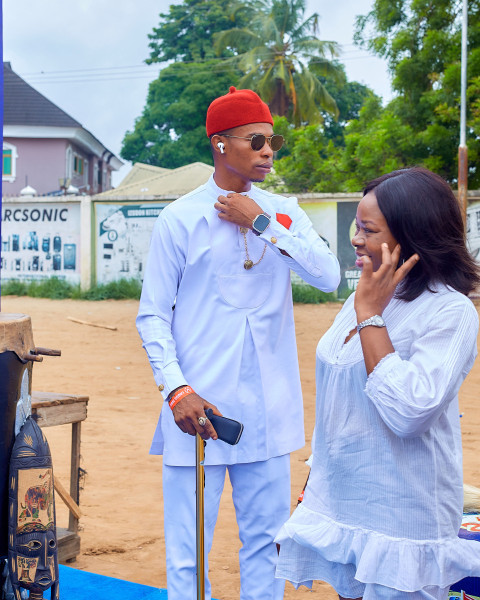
[95,202,169,284]
[1,201,81,283]
[336,201,360,298]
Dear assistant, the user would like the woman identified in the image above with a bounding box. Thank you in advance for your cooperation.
[275,167,480,600]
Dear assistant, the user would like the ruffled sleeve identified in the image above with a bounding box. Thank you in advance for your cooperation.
[365,298,478,438]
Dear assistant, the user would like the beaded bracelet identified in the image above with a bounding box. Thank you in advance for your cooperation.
[168,385,194,410]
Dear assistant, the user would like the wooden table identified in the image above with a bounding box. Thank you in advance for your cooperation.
[32,391,89,563]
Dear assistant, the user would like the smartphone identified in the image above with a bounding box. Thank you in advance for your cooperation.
[205,408,244,445]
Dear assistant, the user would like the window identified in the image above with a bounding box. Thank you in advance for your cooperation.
[2,142,17,182]
[3,149,12,176]
[73,155,84,175]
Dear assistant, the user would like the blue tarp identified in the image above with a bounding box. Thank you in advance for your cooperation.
[59,565,168,599]
[58,565,220,599]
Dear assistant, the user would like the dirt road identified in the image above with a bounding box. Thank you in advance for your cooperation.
[2,296,479,599]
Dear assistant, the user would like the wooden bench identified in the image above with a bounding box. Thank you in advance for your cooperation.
[32,391,89,563]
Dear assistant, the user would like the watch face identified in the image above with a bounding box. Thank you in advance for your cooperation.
[253,214,270,233]
[372,315,385,326]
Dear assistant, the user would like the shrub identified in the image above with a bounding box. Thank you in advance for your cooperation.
[291,283,337,304]
[75,279,142,301]
[2,278,338,304]
[1,277,142,300]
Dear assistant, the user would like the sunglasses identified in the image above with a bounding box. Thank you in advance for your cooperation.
[221,133,284,152]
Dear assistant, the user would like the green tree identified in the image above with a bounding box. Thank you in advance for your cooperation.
[147,0,253,63]
[121,61,240,168]
[316,64,373,145]
[267,117,345,192]
[353,0,480,186]
[122,0,255,168]
[263,74,377,193]
[214,0,342,125]
[336,97,419,191]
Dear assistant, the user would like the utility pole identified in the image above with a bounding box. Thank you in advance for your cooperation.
[458,0,468,224]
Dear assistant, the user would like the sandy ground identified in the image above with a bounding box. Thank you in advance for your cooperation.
[2,295,480,600]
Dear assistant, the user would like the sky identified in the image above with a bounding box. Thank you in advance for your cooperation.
[3,0,393,187]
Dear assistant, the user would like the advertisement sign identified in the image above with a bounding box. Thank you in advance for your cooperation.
[300,201,338,254]
[94,199,350,292]
[467,201,480,261]
[95,202,169,284]
[1,202,81,283]
[336,201,360,299]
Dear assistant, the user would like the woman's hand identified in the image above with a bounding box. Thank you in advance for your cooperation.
[355,244,419,321]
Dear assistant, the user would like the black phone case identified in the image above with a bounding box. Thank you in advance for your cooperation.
[205,409,244,445]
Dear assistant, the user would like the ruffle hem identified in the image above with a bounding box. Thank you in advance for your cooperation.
[275,503,480,592]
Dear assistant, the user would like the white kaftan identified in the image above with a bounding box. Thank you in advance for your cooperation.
[276,283,480,592]
[136,174,340,466]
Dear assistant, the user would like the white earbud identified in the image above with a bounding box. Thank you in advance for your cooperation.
[217,142,225,154]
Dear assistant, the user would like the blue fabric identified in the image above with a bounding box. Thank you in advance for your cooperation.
[59,565,169,599]
[450,576,480,596]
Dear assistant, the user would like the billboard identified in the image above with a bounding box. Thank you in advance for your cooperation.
[0,202,81,283]
[336,201,360,298]
[95,202,169,284]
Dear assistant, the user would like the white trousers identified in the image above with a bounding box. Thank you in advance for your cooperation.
[162,454,291,600]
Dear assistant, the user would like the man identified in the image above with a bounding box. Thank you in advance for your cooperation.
[136,86,340,600]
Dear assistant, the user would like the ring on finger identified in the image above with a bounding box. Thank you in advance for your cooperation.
[198,416,207,427]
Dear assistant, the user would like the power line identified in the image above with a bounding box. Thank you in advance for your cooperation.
[17,42,382,78]
[19,64,163,76]
[19,52,384,86]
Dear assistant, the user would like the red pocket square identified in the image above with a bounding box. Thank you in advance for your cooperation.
[276,213,292,229]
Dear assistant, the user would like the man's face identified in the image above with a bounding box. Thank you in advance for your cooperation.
[219,122,274,185]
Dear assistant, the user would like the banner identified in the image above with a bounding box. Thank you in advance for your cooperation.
[1,202,81,283]
[95,202,169,284]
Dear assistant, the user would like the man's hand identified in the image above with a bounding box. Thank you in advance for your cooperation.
[171,391,222,441]
[214,193,263,229]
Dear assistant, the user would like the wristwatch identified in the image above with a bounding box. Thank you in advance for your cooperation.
[356,314,386,332]
[252,212,271,236]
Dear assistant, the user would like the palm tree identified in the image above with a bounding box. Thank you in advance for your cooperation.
[214,0,342,125]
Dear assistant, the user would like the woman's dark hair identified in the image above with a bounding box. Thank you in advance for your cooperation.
[364,167,480,301]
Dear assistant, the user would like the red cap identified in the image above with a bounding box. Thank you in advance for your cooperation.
[206,86,273,137]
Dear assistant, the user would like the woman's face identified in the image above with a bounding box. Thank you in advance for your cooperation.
[352,191,398,272]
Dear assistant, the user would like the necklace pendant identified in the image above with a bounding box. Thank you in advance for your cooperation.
[244,260,254,270]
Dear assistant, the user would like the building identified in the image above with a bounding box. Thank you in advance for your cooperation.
[94,161,214,198]
[3,62,123,196]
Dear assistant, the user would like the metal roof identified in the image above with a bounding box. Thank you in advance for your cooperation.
[4,62,82,127]
[95,162,215,198]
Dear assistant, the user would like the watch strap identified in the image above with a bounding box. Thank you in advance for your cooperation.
[356,315,386,332]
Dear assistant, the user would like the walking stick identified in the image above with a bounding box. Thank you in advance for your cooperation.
[196,433,206,600]
[195,412,243,599]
